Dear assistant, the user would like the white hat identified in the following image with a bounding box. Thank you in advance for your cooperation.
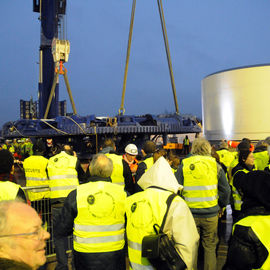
[125,144,138,155]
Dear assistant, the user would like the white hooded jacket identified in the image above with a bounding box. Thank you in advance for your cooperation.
[137,157,199,270]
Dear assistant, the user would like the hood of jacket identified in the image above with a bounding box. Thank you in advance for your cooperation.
[137,156,182,193]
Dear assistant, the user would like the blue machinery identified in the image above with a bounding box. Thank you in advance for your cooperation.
[2,0,201,152]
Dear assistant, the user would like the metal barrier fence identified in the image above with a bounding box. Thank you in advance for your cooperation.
[22,186,73,257]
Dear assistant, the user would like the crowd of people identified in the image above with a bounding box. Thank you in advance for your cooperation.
[0,135,270,270]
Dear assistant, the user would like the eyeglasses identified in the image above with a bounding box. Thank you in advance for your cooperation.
[0,222,47,240]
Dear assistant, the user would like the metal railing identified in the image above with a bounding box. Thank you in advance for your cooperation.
[22,185,72,256]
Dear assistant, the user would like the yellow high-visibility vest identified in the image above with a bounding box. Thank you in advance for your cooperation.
[233,215,270,269]
[47,152,79,199]
[216,149,235,168]
[143,157,154,173]
[73,181,126,253]
[0,181,21,201]
[182,155,218,209]
[105,153,124,186]
[254,151,269,171]
[126,189,175,269]
[23,155,50,201]
[232,168,249,211]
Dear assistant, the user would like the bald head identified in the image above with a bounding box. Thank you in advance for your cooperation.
[89,154,113,178]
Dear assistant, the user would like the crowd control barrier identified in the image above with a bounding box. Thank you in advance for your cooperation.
[22,186,73,257]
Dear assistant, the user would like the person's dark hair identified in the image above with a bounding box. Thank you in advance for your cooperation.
[101,138,115,149]
[153,149,168,163]
[168,153,180,170]
[254,140,268,151]
[33,139,46,155]
[237,141,251,152]
[89,154,113,178]
[238,146,251,163]
[0,150,14,174]
[62,144,74,156]
[142,140,156,154]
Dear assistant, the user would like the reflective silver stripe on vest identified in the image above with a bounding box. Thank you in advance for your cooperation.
[128,240,141,251]
[73,234,124,244]
[130,262,154,270]
[235,199,242,204]
[115,182,125,186]
[74,223,124,232]
[183,195,218,202]
[26,177,47,181]
[184,184,217,191]
[50,185,77,191]
[49,174,77,180]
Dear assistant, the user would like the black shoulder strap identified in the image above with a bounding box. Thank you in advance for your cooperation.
[160,193,177,232]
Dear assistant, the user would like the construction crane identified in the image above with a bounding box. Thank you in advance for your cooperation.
[1,0,201,154]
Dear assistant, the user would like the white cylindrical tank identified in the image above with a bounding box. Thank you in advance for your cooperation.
[201,65,270,141]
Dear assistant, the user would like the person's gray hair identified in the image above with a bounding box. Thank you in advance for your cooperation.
[0,200,25,238]
[191,137,211,156]
[89,154,113,178]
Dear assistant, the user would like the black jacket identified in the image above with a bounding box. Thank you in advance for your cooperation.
[53,176,126,270]
[223,170,270,270]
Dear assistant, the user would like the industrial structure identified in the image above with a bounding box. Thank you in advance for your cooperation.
[202,64,270,142]
[1,0,201,153]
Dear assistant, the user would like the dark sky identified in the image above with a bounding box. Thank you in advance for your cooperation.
[1,1,269,127]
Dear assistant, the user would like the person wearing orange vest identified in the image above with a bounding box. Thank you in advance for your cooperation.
[224,170,270,270]
[122,144,139,195]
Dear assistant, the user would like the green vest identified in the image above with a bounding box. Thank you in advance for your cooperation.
[1,144,7,150]
[0,181,20,201]
[47,152,79,199]
[143,157,154,173]
[184,138,189,146]
[232,168,249,211]
[216,149,235,168]
[126,189,175,270]
[233,215,270,269]
[21,142,33,157]
[254,151,269,171]
[105,153,124,186]
[182,155,218,209]
[73,181,126,253]
[23,155,50,201]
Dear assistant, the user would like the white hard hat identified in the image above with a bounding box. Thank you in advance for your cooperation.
[125,144,138,155]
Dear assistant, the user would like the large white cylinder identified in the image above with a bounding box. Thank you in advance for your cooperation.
[201,65,270,141]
